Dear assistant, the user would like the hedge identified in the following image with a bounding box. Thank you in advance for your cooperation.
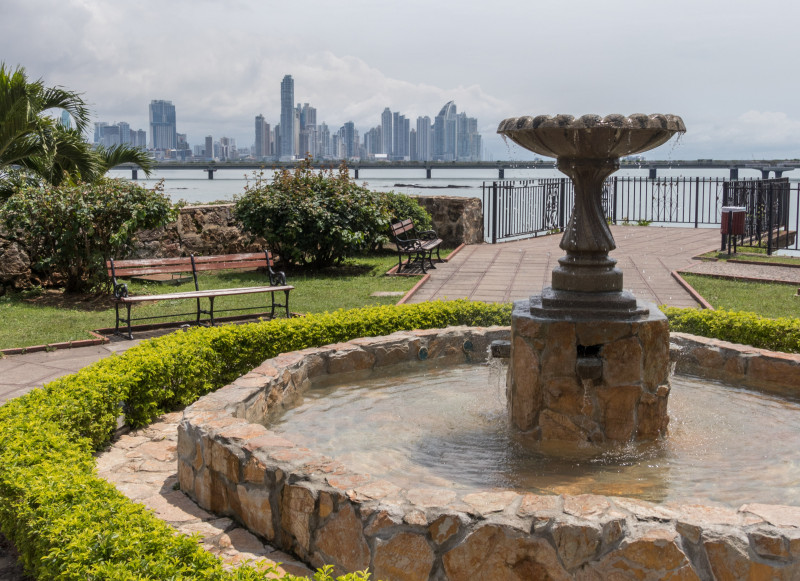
[0,301,511,580]
[662,306,800,354]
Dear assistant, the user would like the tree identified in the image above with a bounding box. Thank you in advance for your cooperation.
[0,63,153,198]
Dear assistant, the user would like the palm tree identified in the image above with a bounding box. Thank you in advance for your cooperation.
[0,63,154,198]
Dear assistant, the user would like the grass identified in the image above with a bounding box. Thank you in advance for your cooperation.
[680,272,800,319]
[0,252,426,350]
[699,250,800,266]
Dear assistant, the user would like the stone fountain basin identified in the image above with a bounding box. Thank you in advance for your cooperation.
[497,114,686,160]
[178,327,800,580]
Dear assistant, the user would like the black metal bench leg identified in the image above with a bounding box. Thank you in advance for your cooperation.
[115,303,121,335]
[196,298,202,326]
[270,291,276,319]
[284,289,290,318]
[125,304,133,340]
[209,297,215,326]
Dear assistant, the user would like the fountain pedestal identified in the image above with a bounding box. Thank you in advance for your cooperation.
[499,114,685,442]
[508,300,670,442]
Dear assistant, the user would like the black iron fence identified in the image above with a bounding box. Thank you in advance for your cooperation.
[483,177,799,255]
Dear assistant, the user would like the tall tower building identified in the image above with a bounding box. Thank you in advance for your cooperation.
[149,100,177,150]
[416,116,432,161]
[205,135,213,160]
[433,101,458,161]
[280,75,295,160]
[381,108,393,156]
[255,114,269,159]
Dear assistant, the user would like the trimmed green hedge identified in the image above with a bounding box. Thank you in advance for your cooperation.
[662,306,800,354]
[0,301,511,580]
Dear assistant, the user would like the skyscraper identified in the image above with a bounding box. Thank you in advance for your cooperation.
[381,108,393,156]
[205,136,213,160]
[416,116,432,161]
[149,100,177,150]
[433,101,458,161]
[280,75,295,160]
[255,114,269,159]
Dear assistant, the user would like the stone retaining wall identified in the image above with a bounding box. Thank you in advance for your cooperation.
[178,327,800,580]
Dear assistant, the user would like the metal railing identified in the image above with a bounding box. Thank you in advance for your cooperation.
[483,177,799,255]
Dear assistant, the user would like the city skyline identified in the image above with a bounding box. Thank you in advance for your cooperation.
[14,1,798,162]
[92,76,485,162]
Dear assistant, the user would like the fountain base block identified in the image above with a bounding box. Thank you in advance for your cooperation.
[508,297,670,443]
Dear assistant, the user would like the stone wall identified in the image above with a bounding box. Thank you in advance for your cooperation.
[178,327,800,580]
[412,196,483,246]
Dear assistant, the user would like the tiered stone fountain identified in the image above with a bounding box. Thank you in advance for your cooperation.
[497,114,686,443]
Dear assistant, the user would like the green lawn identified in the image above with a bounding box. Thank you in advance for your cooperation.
[0,253,421,350]
[698,250,800,266]
[681,273,800,319]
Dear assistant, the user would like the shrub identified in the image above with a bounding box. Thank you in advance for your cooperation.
[379,190,432,233]
[234,157,390,268]
[0,301,511,579]
[662,306,800,353]
[0,178,176,293]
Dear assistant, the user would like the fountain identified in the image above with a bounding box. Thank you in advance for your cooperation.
[497,114,686,443]
[176,115,800,580]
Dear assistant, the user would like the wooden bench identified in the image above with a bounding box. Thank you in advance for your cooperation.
[390,219,443,274]
[106,251,293,338]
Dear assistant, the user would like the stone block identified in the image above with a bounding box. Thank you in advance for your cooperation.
[597,384,640,441]
[313,504,370,575]
[210,441,242,483]
[551,518,602,571]
[327,347,375,375]
[373,533,435,581]
[508,336,541,431]
[429,515,461,546]
[281,484,316,553]
[237,484,275,540]
[602,336,643,387]
[442,525,570,581]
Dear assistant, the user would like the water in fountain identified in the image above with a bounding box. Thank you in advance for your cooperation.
[267,362,800,508]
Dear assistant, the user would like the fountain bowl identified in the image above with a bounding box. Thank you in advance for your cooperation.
[497,113,686,160]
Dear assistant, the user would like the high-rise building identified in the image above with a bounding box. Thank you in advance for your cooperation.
[205,136,213,160]
[381,108,393,156]
[433,101,458,161]
[149,100,177,150]
[254,114,270,159]
[456,113,482,161]
[415,116,432,161]
[280,75,295,160]
[117,121,130,145]
[341,121,357,159]
[93,122,109,144]
[132,129,147,149]
[60,110,72,130]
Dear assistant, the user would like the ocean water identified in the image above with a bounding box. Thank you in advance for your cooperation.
[106,166,798,205]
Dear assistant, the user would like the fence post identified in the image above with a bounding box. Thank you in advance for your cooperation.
[559,178,566,230]
[492,182,498,244]
[721,181,729,251]
[694,177,700,228]
[613,177,618,224]
[767,182,774,256]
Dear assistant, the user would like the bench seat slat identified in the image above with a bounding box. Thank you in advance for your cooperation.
[117,285,294,303]
[192,260,266,272]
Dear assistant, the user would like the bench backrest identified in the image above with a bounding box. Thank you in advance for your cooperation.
[107,251,279,292]
[390,219,416,240]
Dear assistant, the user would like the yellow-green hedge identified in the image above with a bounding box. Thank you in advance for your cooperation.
[0,301,510,580]
[663,306,800,353]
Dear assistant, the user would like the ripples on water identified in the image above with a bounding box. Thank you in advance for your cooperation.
[269,363,800,507]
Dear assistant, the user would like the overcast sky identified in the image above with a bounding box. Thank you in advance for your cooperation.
[3,0,799,160]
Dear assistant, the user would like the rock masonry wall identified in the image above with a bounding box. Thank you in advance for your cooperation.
[179,326,800,580]
[0,197,483,292]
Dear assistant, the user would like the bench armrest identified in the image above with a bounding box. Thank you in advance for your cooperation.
[396,239,424,252]
[269,269,287,286]
[418,229,438,241]
[113,282,128,299]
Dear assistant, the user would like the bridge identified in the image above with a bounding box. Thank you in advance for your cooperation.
[116,159,800,180]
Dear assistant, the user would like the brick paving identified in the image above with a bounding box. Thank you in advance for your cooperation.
[408,225,722,309]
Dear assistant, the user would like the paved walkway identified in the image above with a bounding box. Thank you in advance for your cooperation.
[408,225,721,308]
